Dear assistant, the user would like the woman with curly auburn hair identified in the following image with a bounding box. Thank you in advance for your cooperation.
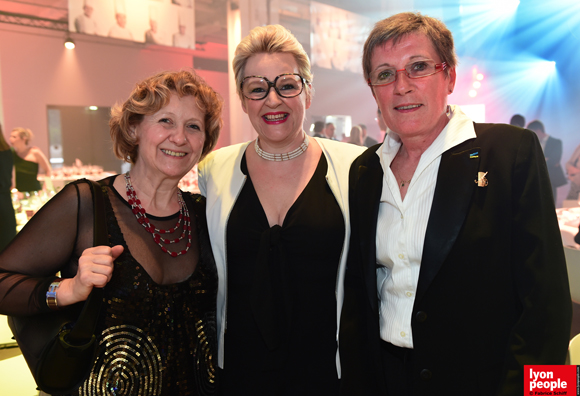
[0,69,223,395]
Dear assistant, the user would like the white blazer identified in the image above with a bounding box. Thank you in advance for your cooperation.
[198,137,365,375]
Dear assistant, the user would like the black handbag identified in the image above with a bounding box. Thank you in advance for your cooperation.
[8,179,108,395]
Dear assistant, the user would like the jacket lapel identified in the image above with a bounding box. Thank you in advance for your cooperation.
[415,139,480,303]
[354,156,384,312]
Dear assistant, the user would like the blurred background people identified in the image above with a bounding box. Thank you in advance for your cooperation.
[108,0,132,40]
[9,127,51,193]
[0,70,223,394]
[74,0,98,35]
[323,122,336,140]
[359,123,378,147]
[173,12,193,49]
[0,125,16,252]
[144,6,163,45]
[527,120,567,202]
[198,24,364,395]
[509,113,525,128]
[566,142,580,200]
[348,125,364,146]
[312,120,325,138]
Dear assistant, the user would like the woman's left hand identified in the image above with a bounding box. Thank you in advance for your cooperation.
[55,245,124,307]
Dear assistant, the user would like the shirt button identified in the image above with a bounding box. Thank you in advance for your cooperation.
[400,214,403,219]
[406,291,413,297]
[398,254,405,259]
[400,331,406,337]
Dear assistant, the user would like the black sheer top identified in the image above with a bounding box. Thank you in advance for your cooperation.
[222,154,345,396]
[0,176,218,395]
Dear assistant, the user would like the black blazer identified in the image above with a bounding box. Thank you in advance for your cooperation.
[339,123,572,396]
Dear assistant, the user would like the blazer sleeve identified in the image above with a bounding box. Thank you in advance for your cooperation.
[339,153,385,396]
[499,131,572,394]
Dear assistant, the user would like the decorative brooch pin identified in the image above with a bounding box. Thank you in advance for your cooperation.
[475,171,488,187]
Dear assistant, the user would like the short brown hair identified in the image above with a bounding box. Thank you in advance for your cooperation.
[110,69,223,164]
[232,24,313,102]
[12,127,33,145]
[362,12,457,81]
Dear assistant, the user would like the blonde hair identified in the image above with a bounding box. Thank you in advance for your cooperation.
[349,125,363,146]
[232,24,313,102]
[109,70,223,165]
[12,127,33,145]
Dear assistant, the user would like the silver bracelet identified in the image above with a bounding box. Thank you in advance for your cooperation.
[46,280,62,310]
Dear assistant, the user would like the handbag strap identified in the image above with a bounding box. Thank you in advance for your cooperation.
[65,179,107,345]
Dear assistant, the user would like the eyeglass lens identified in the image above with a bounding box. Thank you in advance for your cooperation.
[370,61,443,86]
[243,74,304,100]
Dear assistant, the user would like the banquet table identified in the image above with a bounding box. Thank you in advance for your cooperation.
[557,207,580,249]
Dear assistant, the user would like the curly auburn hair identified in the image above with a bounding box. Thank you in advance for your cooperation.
[110,69,223,165]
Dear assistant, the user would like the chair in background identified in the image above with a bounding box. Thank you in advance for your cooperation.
[569,333,580,365]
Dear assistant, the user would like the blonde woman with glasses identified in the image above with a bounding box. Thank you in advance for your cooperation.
[198,25,364,396]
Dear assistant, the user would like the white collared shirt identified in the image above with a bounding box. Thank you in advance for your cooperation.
[376,105,476,348]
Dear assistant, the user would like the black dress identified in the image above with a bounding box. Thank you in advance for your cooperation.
[222,154,345,396]
[12,148,41,192]
[0,176,218,395]
[0,149,16,251]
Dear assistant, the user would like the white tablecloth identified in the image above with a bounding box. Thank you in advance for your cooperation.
[557,207,580,248]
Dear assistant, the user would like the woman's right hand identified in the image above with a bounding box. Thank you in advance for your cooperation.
[56,245,124,307]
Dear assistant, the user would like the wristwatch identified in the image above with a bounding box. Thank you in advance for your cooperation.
[46,279,62,310]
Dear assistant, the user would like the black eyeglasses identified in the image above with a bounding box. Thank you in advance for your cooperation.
[368,60,447,87]
[241,73,308,100]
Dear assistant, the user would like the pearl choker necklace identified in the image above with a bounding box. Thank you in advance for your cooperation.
[254,135,309,161]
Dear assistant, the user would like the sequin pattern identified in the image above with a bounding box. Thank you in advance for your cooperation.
[74,187,218,396]
[80,325,162,395]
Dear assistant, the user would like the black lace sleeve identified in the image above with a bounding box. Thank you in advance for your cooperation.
[0,180,95,316]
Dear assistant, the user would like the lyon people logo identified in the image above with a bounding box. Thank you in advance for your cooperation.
[524,365,579,395]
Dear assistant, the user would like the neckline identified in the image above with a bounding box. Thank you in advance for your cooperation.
[102,176,200,286]
[108,174,181,221]
[240,151,327,228]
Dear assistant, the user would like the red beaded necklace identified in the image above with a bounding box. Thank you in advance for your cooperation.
[124,173,192,257]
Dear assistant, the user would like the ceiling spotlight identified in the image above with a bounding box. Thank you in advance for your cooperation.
[64,37,75,50]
